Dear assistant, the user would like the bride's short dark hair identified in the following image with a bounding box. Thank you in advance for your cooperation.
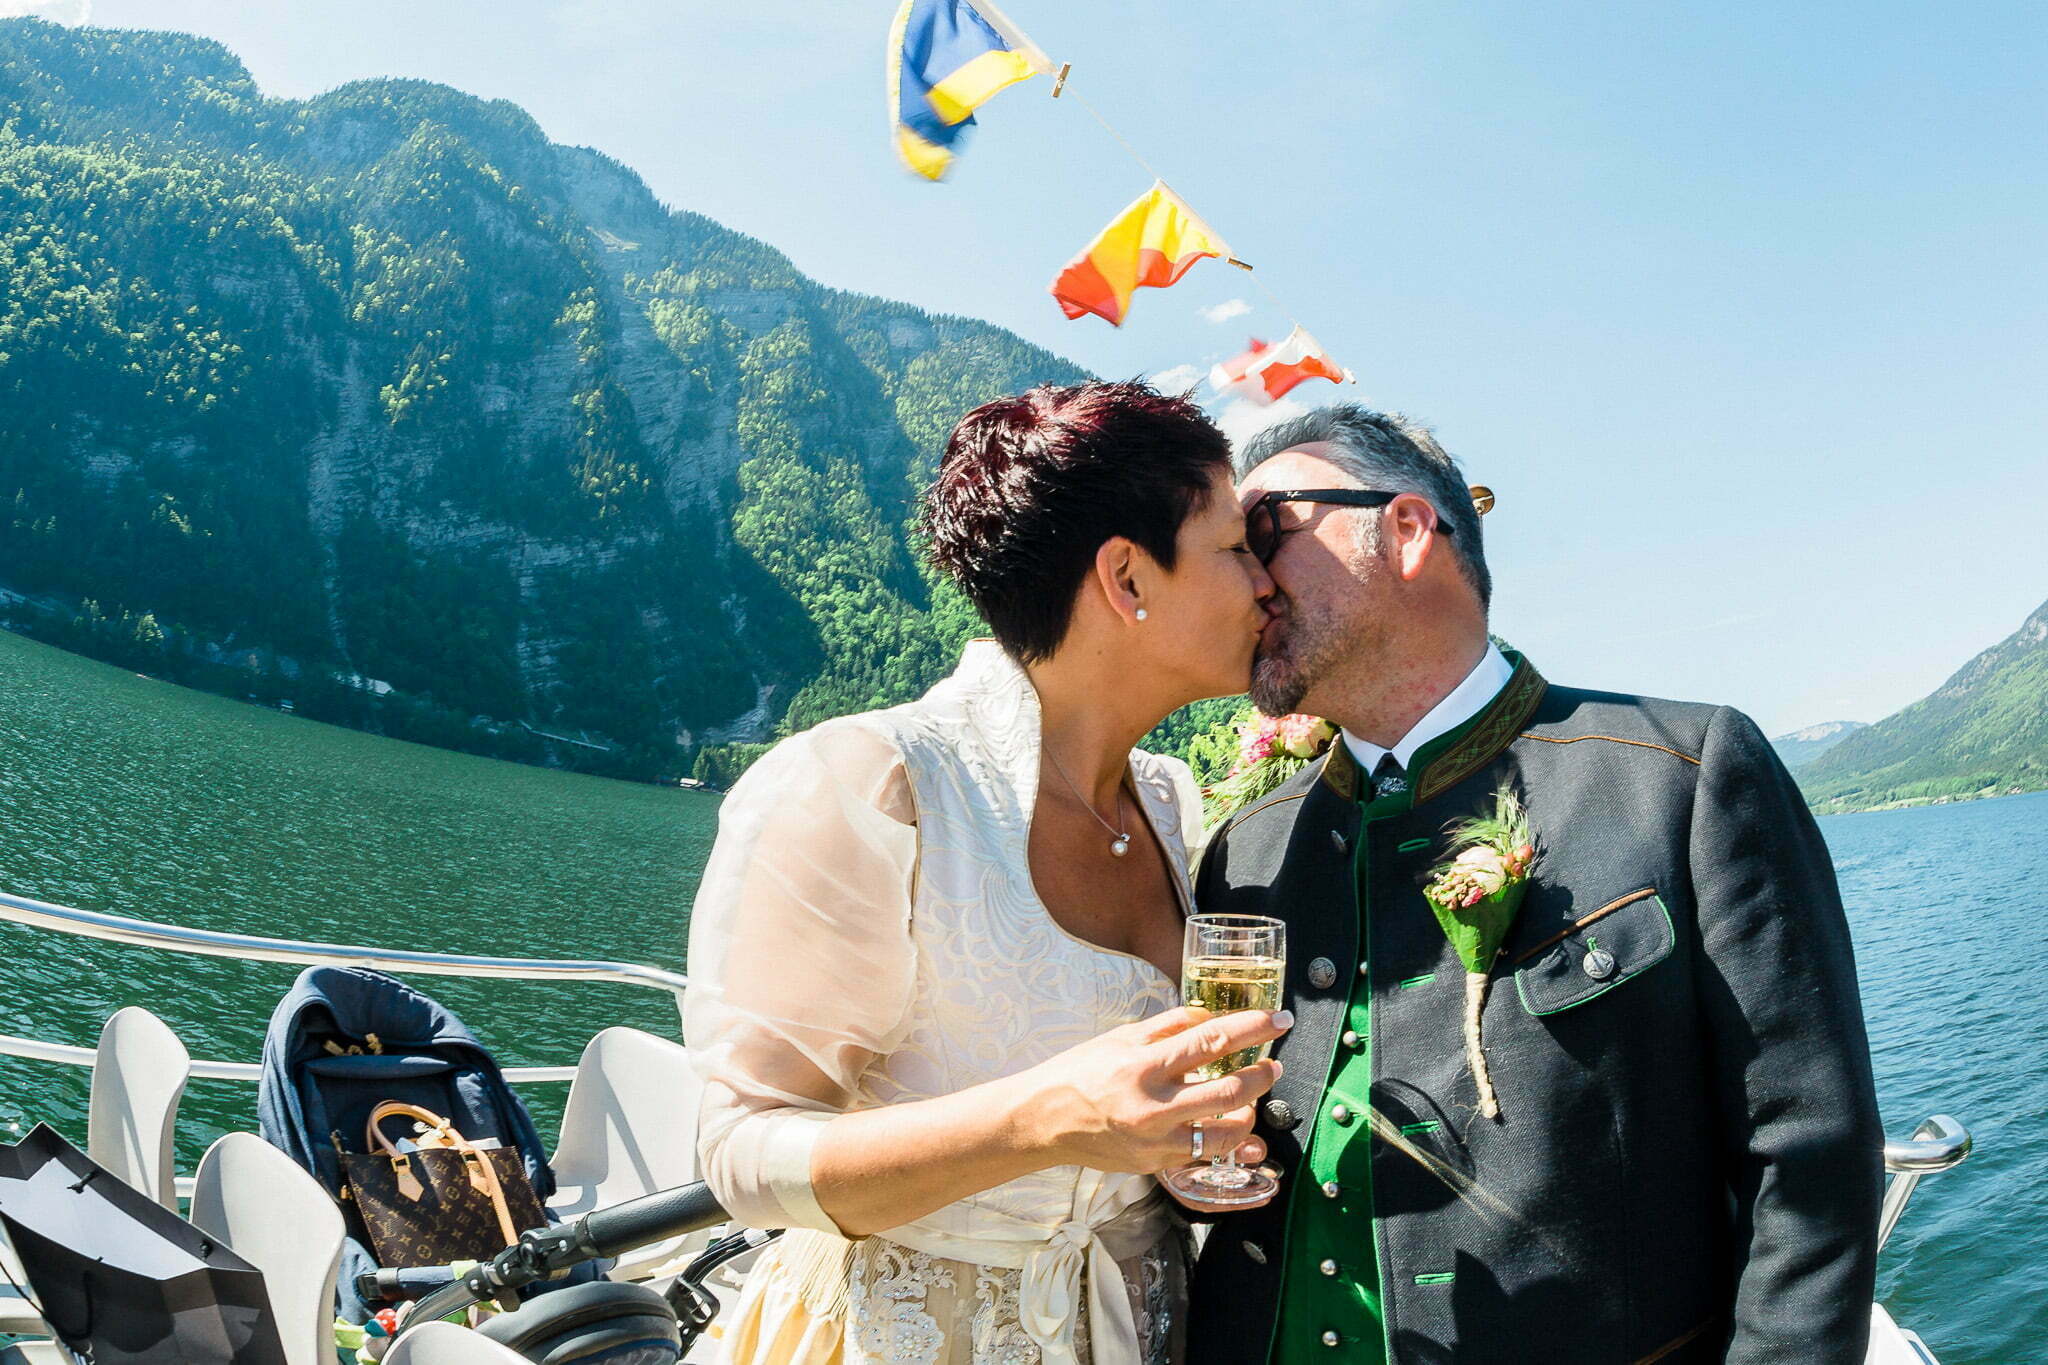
[922,380,1230,663]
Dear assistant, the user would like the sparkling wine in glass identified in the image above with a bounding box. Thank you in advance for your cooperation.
[1163,913,1286,1208]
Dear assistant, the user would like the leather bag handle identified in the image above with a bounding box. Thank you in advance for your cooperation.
[361,1101,519,1245]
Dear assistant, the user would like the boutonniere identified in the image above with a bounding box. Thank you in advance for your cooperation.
[1202,711,1336,822]
[1423,784,1537,1120]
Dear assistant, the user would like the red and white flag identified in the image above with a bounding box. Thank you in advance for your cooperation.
[1209,326,1352,404]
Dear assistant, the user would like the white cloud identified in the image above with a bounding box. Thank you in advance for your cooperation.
[1199,298,1252,325]
[1148,363,1203,395]
[1216,395,1308,450]
[0,0,90,23]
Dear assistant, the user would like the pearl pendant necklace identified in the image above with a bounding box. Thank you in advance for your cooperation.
[1043,746,1133,857]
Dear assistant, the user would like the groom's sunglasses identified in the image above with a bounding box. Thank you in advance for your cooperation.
[1245,489,1453,566]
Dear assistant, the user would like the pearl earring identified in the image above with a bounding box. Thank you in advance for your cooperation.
[1134,609,1148,621]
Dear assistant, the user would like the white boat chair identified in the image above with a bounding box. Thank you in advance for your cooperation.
[189,1132,345,1365]
[87,1004,191,1208]
[382,1321,532,1365]
[547,1026,708,1280]
[0,1007,193,1336]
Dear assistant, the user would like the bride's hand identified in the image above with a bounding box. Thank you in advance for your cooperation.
[1016,1005,1290,1174]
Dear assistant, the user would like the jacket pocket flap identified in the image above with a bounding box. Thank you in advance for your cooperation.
[1512,889,1674,1016]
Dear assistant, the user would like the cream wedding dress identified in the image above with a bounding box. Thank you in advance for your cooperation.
[686,642,1203,1365]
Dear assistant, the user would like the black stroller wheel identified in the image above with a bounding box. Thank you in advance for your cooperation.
[476,1281,682,1364]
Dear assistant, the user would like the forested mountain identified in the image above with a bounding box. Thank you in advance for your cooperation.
[0,19,1089,779]
[1799,598,2048,813]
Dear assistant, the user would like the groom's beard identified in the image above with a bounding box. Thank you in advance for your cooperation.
[1252,603,1364,717]
[1251,569,1392,718]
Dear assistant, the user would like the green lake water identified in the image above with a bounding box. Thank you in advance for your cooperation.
[0,627,2034,1362]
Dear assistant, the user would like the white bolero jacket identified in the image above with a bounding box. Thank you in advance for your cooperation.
[685,641,1201,1365]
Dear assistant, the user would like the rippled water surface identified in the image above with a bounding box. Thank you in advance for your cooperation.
[0,629,2034,1362]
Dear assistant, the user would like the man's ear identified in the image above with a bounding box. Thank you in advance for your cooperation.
[1386,492,1445,582]
[1093,537,1146,624]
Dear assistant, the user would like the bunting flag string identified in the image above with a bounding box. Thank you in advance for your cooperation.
[885,0,1355,390]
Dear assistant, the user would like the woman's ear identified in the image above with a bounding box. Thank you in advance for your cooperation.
[1093,537,1146,625]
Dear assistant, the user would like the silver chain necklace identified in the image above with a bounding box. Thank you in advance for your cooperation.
[1041,745,1132,857]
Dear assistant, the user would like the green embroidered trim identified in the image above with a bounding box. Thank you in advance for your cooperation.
[1414,661,1548,803]
[1398,973,1436,988]
[1414,1272,1455,1286]
[1399,1120,1441,1136]
[1397,837,1431,852]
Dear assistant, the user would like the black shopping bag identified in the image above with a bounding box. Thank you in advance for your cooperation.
[0,1124,286,1364]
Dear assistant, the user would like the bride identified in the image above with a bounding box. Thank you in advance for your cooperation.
[686,380,1291,1365]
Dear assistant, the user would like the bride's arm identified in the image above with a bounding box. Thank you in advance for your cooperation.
[686,723,1286,1239]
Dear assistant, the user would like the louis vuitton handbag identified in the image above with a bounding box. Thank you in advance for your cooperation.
[340,1101,549,1267]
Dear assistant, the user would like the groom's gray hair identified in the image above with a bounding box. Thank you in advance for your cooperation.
[1237,404,1491,610]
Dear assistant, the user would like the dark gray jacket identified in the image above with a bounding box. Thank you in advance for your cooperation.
[1187,662,1883,1365]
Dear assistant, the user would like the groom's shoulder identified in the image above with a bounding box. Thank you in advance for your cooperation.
[1519,679,1772,779]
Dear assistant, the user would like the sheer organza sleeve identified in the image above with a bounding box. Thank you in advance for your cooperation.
[685,720,919,1233]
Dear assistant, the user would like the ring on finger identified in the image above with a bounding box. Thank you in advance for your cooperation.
[1189,1121,1205,1161]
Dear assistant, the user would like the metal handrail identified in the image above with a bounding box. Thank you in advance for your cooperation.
[1878,1114,1971,1251]
[0,888,687,1082]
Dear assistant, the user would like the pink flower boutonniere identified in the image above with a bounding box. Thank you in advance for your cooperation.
[1423,785,1537,1120]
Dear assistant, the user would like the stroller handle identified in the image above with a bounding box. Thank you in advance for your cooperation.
[395,1182,730,1333]
[584,1181,727,1259]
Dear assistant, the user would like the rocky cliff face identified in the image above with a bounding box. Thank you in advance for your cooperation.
[0,20,1086,773]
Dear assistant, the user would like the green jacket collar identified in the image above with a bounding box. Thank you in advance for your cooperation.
[1320,651,1548,807]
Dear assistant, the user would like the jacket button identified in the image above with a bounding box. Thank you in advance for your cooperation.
[1330,1104,1353,1125]
[1307,957,1337,989]
[1319,1258,1339,1276]
[1262,1099,1298,1130]
[1583,947,1617,981]
[1322,1180,1341,1199]
[1340,1030,1361,1048]
[1322,1330,1341,1347]
[1329,829,1348,855]
[1241,1240,1267,1265]
[1358,960,1370,977]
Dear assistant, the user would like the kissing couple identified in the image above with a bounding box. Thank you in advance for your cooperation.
[686,381,1881,1364]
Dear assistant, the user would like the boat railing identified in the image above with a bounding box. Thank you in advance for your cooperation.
[0,888,687,1084]
[0,890,1975,1238]
[1878,1113,1971,1252]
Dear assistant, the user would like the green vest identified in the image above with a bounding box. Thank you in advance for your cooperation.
[1267,704,1504,1365]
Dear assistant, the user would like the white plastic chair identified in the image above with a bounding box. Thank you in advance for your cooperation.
[87,1005,191,1208]
[188,1132,345,1365]
[381,1321,532,1365]
[547,1026,707,1279]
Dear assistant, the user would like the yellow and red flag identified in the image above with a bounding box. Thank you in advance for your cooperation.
[1050,182,1232,326]
[1209,326,1352,402]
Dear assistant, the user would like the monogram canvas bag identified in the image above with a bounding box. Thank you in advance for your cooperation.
[340,1101,549,1267]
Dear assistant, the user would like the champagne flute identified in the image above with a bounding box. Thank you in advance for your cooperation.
[1163,913,1286,1207]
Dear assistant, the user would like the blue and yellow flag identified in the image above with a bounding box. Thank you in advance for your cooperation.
[889,0,1050,180]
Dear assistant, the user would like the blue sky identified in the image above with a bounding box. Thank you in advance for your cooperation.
[33,0,2048,734]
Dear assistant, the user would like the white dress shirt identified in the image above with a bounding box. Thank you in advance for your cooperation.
[1341,642,1514,775]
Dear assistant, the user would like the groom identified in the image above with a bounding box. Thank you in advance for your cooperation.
[1187,406,1882,1364]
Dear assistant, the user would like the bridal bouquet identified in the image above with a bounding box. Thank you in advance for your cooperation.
[1202,710,1336,822]
[1423,785,1536,1120]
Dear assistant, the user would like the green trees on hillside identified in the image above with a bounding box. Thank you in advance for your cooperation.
[0,18,1112,782]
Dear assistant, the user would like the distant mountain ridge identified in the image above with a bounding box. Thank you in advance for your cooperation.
[1799,598,2048,813]
[0,19,1089,778]
[1770,720,1867,770]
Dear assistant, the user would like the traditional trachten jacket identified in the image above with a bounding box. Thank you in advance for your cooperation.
[1187,654,1883,1365]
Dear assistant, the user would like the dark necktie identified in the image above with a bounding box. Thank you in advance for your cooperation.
[1371,754,1408,800]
